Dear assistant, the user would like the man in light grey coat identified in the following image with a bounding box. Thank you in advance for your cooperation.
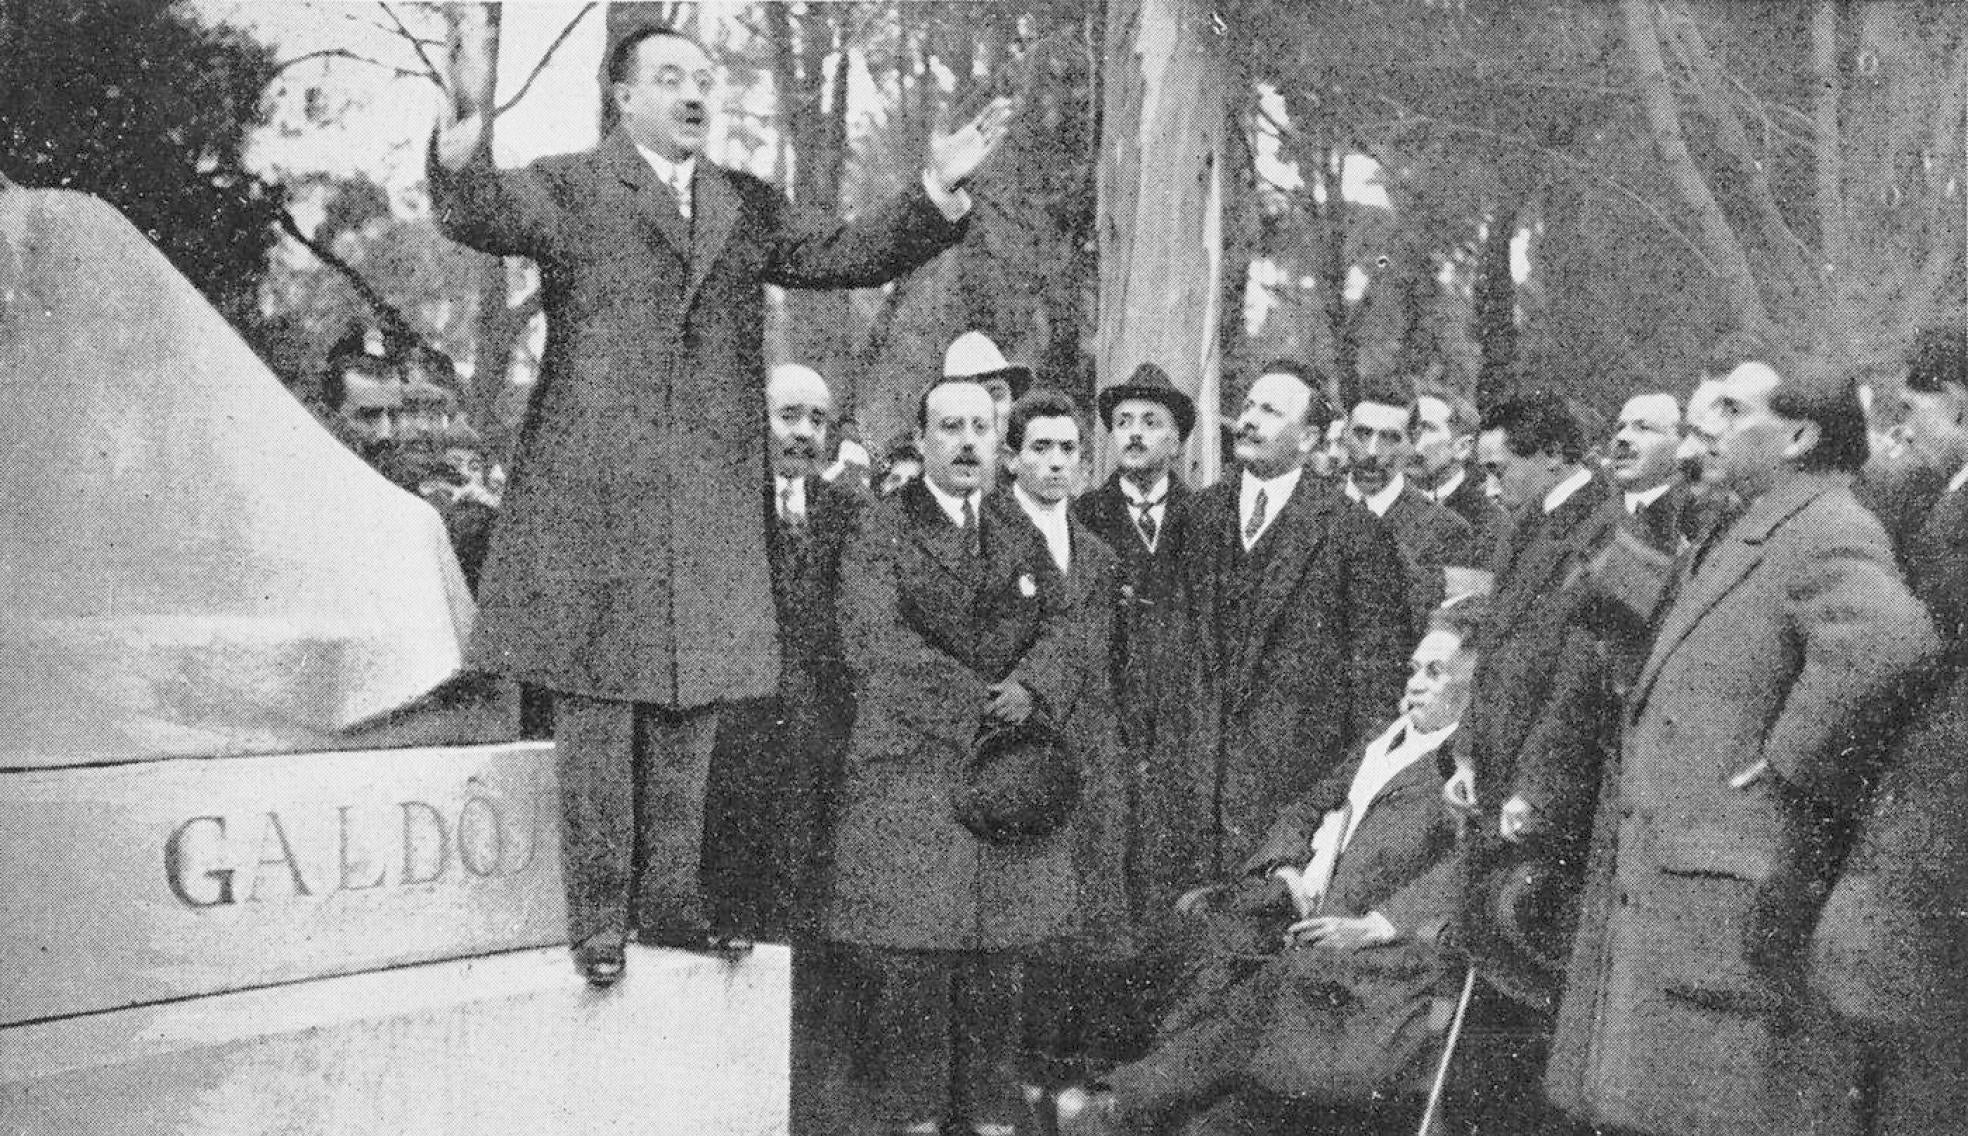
[1545,350,1938,1136]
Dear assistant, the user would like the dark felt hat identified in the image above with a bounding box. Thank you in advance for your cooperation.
[952,713,1079,845]
[1097,363,1197,439]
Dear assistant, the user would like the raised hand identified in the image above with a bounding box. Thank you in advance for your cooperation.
[927,96,1019,195]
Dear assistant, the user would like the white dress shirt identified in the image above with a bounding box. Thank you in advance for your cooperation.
[1623,481,1673,516]
[1240,466,1304,550]
[922,477,983,530]
[633,142,697,219]
[1542,467,1594,515]
[1119,473,1171,550]
[1427,467,1467,506]
[1288,716,1457,934]
[1344,471,1407,518]
[1013,484,1072,574]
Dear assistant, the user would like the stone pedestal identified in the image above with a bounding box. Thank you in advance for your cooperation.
[0,743,791,1134]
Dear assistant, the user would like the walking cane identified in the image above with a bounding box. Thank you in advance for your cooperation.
[1416,964,1478,1136]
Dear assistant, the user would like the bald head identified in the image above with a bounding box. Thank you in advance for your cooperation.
[768,363,835,479]
[1608,391,1682,491]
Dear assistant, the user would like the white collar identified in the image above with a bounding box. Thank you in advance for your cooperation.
[1542,467,1594,514]
[633,142,696,190]
[1342,716,1456,845]
[1239,465,1304,547]
[1949,461,1968,495]
[1429,467,1467,504]
[1345,471,1407,518]
[1119,472,1171,506]
[1623,481,1673,515]
[922,477,981,528]
[1013,484,1072,573]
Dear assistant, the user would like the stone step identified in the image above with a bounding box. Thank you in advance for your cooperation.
[0,942,791,1136]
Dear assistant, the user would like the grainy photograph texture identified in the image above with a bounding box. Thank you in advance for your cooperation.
[0,2,1963,1134]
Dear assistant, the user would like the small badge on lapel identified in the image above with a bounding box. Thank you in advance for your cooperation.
[1018,573,1038,598]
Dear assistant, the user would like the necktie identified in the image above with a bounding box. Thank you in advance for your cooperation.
[1243,488,1269,545]
[1134,498,1161,549]
[669,167,692,220]
[961,495,979,556]
[778,480,804,531]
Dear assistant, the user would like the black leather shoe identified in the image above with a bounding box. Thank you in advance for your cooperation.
[572,933,627,987]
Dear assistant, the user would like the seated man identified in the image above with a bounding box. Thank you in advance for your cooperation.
[1068,600,1481,1136]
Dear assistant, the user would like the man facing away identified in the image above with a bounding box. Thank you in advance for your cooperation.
[427,20,1013,983]
[1168,360,1411,903]
[1545,350,1937,1136]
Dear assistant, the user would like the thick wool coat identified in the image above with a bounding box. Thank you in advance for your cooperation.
[429,130,965,706]
[1546,474,1937,1136]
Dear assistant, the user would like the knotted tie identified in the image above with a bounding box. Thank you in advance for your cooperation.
[1133,496,1162,549]
[778,480,805,532]
[961,494,980,557]
[1243,487,1269,545]
[668,166,692,220]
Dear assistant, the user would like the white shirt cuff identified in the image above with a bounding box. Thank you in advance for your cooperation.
[921,170,972,221]
[1363,911,1400,942]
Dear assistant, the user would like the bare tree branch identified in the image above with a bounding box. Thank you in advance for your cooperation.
[377,2,444,84]
[496,3,598,115]
[271,47,435,85]
[1619,0,1772,334]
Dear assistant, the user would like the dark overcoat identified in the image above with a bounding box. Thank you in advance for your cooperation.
[1162,478,1411,902]
[1546,473,1938,1136]
[1812,481,1968,1049]
[428,131,965,706]
[1376,485,1476,635]
[1464,477,1616,796]
[1071,473,1191,757]
[825,482,1128,953]
[1438,468,1506,560]
[702,474,862,940]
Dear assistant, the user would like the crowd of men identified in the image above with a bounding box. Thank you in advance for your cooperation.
[421,19,1965,1136]
[699,332,1966,1136]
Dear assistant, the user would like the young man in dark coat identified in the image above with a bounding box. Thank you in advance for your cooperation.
[1167,361,1412,906]
[826,381,1123,1134]
[1812,327,1968,1135]
[428,22,1012,982]
[1065,601,1483,1136]
[1546,353,1937,1136]
[1341,390,1478,634]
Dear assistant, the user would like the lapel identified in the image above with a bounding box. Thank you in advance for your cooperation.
[1234,477,1335,694]
[602,131,692,266]
[1632,474,1836,711]
[899,478,975,586]
[1493,478,1609,636]
[686,162,740,308]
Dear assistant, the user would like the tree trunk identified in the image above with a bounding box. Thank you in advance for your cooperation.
[767,4,855,405]
[1619,0,1773,338]
[1473,200,1521,410]
[1097,0,1225,485]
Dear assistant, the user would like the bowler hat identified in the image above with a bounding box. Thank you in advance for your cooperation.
[952,713,1079,845]
[1097,363,1196,440]
[943,331,1033,401]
